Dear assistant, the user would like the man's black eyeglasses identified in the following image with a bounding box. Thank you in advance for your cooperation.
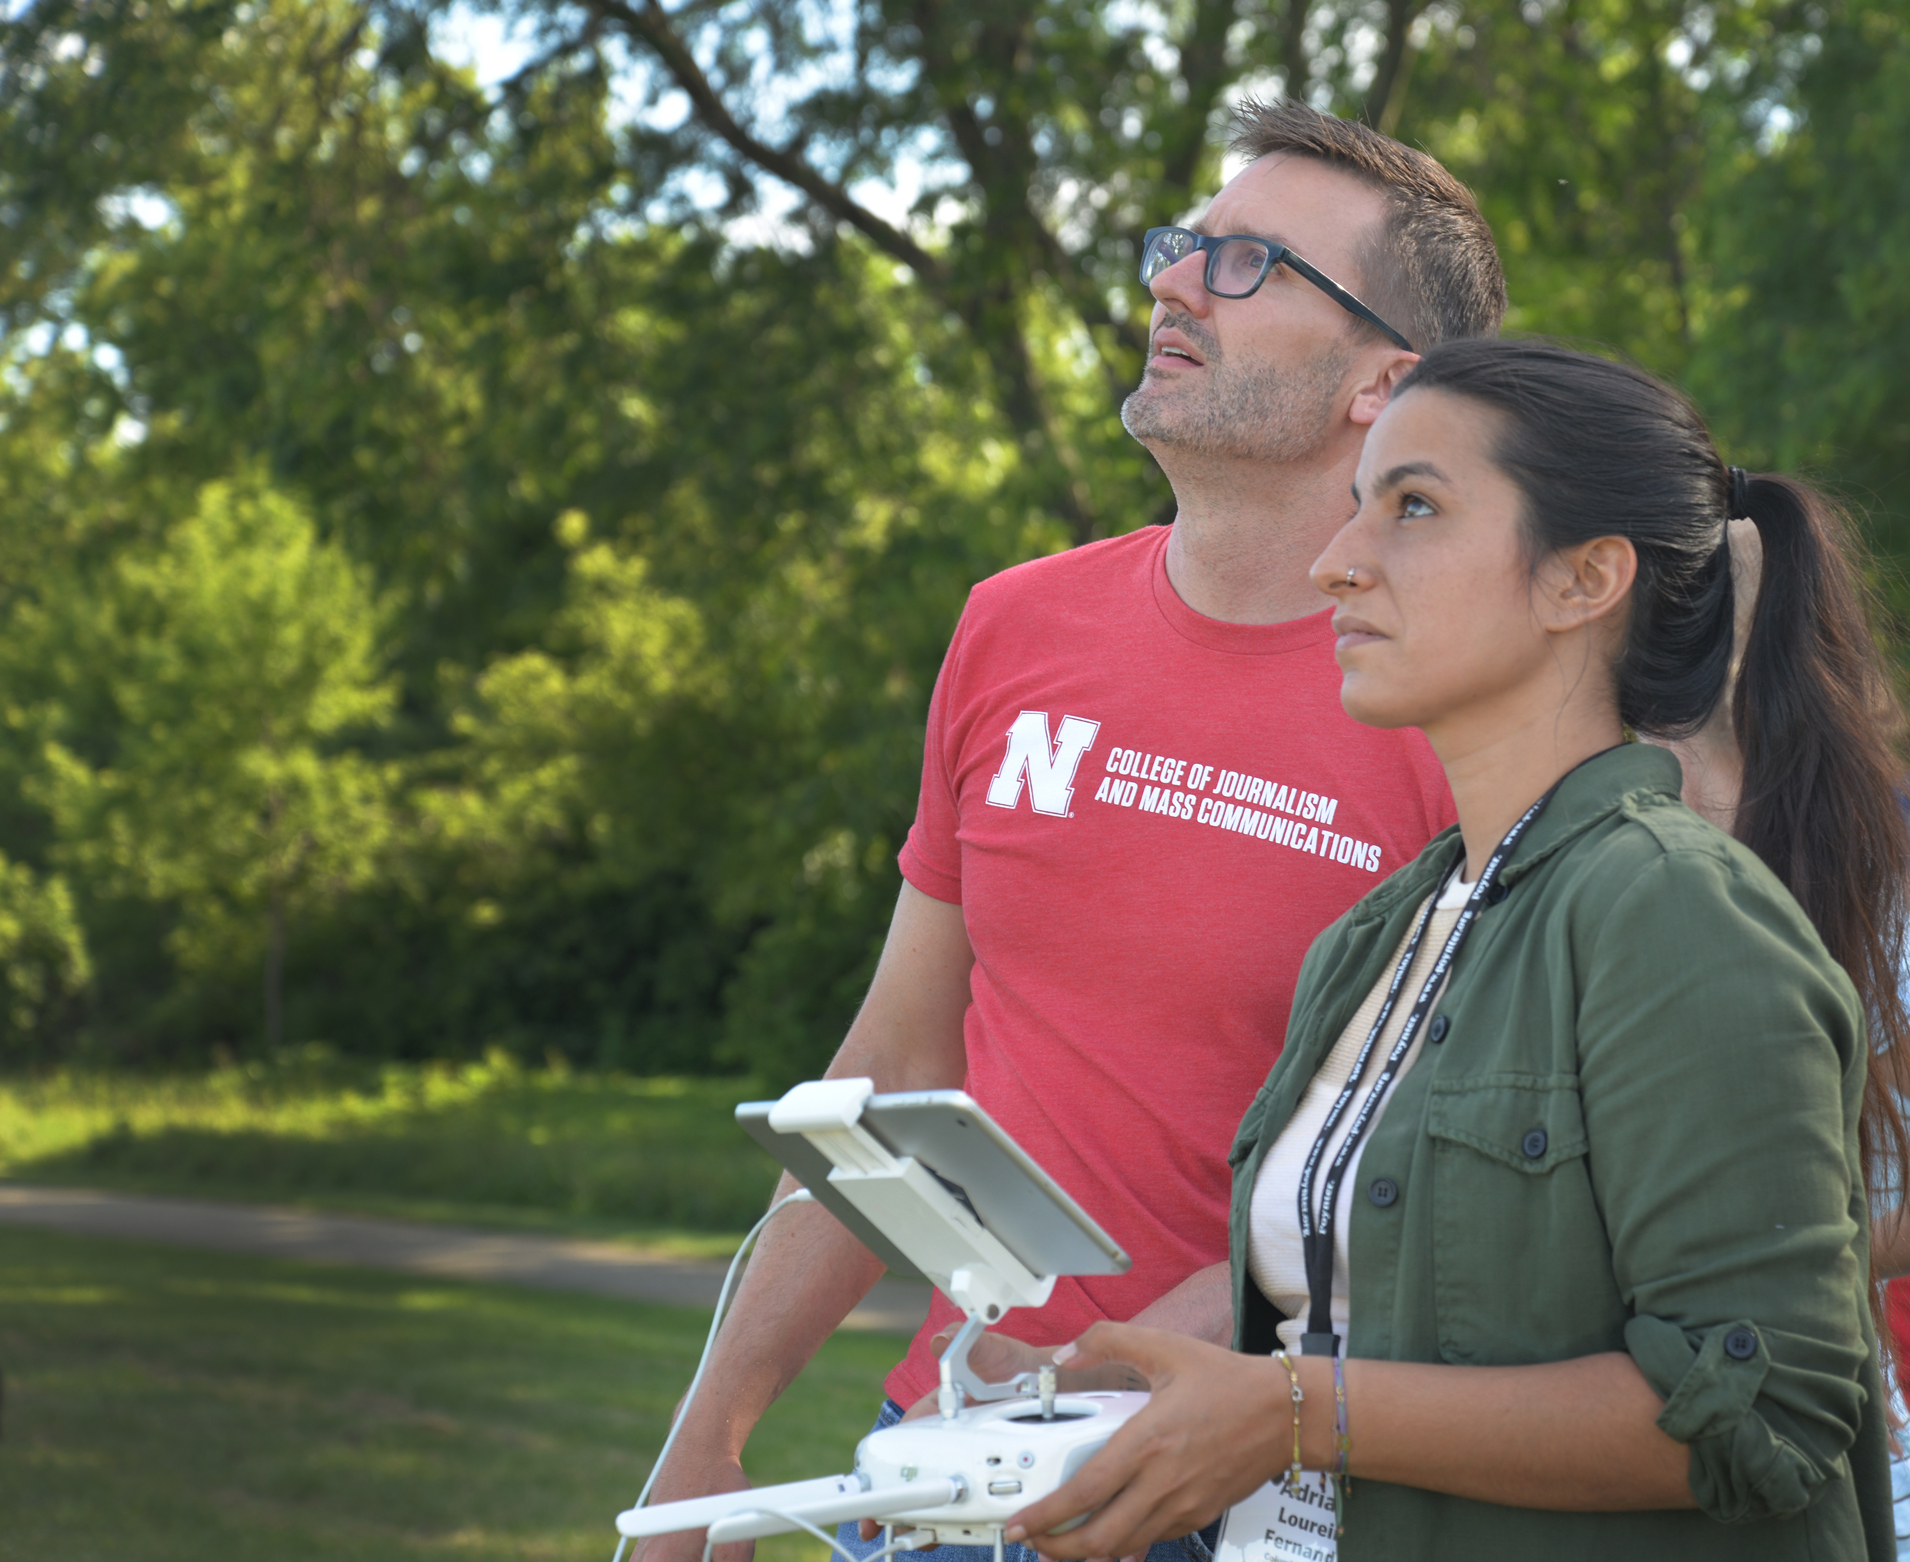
[1139,226,1415,354]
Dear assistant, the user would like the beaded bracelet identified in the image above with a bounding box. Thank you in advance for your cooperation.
[1332,1349,1351,1480]
[1332,1349,1351,1536]
[1272,1349,1305,1494]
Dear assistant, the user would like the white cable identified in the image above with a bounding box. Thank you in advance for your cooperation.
[617,1186,946,1562]
[615,1186,817,1562]
[699,1509,935,1562]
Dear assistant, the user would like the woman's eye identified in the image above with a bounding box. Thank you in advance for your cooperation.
[1400,492,1435,519]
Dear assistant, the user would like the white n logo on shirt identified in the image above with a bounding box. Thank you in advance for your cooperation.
[985,711,1101,817]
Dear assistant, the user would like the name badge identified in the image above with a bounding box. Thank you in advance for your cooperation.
[1212,1472,1337,1562]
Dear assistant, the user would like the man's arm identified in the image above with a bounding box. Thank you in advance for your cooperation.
[1127,1259,1233,1344]
[633,881,973,1562]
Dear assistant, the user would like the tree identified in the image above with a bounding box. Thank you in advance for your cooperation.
[467,0,1822,533]
[27,476,396,1051]
[0,0,1900,1072]
[1686,0,1910,573]
[0,855,89,1059]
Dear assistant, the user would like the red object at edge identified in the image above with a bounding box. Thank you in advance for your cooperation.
[1887,1276,1910,1404]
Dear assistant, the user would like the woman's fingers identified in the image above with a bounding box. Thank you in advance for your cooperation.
[1055,1321,1193,1383]
[1003,1424,1146,1551]
[1012,1449,1212,1561]
[1008,1332,1289,1558]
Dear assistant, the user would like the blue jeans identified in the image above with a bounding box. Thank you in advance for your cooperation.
[835,1399,1219,1562]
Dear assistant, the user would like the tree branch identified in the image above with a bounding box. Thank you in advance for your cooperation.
[1362,0,1427,134]
[1280,0,1313,100]
[582,0,946,281]
[912,0,1144,369]
[1159,0,1238,198]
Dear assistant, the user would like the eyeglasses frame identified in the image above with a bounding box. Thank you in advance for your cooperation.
[1139,225,1416,355]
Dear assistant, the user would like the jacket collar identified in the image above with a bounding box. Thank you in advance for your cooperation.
[1348,743,1685,925]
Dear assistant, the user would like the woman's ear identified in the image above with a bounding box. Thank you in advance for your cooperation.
[1540,535,1636,632]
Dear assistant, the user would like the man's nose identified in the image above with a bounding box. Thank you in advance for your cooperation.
[1148,251,1212,319]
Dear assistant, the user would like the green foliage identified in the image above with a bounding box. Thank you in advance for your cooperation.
[13,474,396,1050]
[0,1225,895,1560]
[0,854,89,1054]
[0,0,1901,1071]
[1686,0,1910,568]
[0,1057,783,1234]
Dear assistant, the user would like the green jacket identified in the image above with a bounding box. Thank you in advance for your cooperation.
[1227,744,1891,1561]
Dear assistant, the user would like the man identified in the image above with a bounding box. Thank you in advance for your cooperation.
[636,99,1506,1562]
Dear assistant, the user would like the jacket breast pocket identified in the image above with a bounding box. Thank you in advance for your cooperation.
[1425,1074,1623,1365]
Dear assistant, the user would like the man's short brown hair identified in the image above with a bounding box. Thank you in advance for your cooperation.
[1229,98,1506,350]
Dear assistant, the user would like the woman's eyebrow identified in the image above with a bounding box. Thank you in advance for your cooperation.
[1377,460,1451,488]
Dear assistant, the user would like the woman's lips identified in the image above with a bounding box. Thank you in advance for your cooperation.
[1332,620,1387,655]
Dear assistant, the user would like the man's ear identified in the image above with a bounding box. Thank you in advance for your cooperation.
[1348,352,1420,427]
[1542,535,1636,631]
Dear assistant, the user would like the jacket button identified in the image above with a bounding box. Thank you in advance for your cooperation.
[1521,1128,1548,1159]
[1368,1177,1399,1208]
[1428,1014,1450,1044]
[1484,882,1510,906]
[1724,1327,1759,1361]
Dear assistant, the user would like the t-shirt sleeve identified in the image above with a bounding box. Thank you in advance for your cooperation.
[897,609,969,905]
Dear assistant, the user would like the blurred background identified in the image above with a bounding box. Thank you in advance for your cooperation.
[1,1,1907,1556]
[2,0,1906,1086]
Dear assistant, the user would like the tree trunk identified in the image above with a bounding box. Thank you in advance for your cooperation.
[265,878,285,1053]
[1281,0,1314,101]
[264,781,285,1053]
[1364,0,1426,135]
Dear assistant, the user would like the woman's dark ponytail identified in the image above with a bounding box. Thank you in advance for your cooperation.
[1733,473,1910,1215]
[1399,339,1910,1272]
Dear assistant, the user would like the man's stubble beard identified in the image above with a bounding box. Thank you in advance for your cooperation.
[1121,326,1352,465]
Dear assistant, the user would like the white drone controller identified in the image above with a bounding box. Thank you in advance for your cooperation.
[614,1077,1143,1557]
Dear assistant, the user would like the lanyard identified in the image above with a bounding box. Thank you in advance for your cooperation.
[1295,786,1557,1357]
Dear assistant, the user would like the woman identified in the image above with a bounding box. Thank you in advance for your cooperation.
[1001,338,1910,1559]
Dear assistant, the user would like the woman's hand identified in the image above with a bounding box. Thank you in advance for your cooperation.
[859,1327,1157,1542]
[1003,1323,1297,1560]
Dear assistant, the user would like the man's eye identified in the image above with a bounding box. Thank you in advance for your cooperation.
[1401,493,1435,518]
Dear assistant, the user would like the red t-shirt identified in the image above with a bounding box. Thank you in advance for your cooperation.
[1887,1277,1910,1402]
[882,526,1455,1408]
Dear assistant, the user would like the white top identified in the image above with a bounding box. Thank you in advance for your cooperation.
[1247,869,1472,1352]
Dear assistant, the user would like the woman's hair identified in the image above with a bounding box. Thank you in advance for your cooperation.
[1398,337,1910,1284]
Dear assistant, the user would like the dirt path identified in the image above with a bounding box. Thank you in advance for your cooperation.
[0,1183,932,1334]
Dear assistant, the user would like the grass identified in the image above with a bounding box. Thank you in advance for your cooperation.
[0,1223,900,1561]
[0,1051,782,1245]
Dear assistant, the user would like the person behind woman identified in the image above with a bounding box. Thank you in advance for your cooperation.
[999,337,1910,1560]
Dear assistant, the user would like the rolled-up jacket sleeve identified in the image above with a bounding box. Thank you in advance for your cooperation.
[1576,849,1870,1523]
